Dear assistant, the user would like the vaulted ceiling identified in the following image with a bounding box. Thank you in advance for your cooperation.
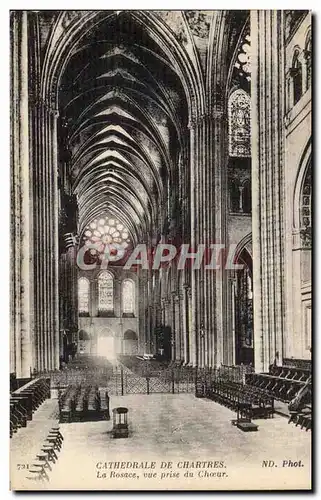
[58,12,189,247]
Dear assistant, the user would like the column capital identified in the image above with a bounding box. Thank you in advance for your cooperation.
[188,108,225,129]
[34,95,59,117]
[188,113,212,129]
[49,106,60,118]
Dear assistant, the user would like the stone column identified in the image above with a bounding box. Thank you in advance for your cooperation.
[153,270,162,338]
[50,107,60,369]
[59,237,78,356]
[10,11,34,377]
[161,298,165,326]
[251,10,285,371]
[212,105,227,369]
[239,186,244,213]
[42,101,49,369]
[189,111,226,368]
[145,271,153,353]
[174,293,181,360]
[164,298,170,327]
[227,276,236,366]
[90,277,97,317]
[182,284,189,364]
[170,291,177,360]
[28,95,62,372]
[189,121,198,366]
[71,245,79,341]
[138,270,148,354]
[116,278,123,355]
[47,105,54,370]
[115,278,122,318]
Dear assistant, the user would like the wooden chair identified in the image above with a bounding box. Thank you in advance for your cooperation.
[47,431,63,448]
[36,452,52,471]
[28,462,50,482]
[45,435,61,452]
[49,428,64,442]
[26,468,45,483]
[41,444,57,463]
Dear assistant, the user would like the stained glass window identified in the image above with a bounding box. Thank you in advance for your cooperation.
[122,279,135,315]
[237,266,253,348]
[82,215,131,261]
[78,277,90,316]
[305,31,311,91]
[292,50,302,105]
[228,89,251,158]
[234,33,251,82]
[300,163,312,247]
[98,271,114,313]
[242,179,252,214]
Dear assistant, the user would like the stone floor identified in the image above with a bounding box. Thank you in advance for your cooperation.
[10,394,311,491]
[10,399,60,489]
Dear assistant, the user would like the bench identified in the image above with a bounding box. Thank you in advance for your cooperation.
[205,378,274,419]
[10,378,50,437]
[245,364,311,403]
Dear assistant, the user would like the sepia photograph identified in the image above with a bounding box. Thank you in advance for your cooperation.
[9,8,312,491]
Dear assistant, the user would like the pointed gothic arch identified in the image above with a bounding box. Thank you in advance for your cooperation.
[40,11,203,120]
[293,141,312,232]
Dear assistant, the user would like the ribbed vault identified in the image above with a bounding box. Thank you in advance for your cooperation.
[58,11,188,254]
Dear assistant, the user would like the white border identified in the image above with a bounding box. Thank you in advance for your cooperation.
[1,2,319,499]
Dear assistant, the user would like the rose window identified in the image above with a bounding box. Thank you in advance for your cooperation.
[82,215,131,260]
[234,34,251,81]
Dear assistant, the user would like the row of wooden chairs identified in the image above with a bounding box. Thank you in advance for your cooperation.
[269,364,310,382]
[245,371,310,403]
[10,399,27,437]
[288,407,312,431]
[10,378,50,438]
[59,384,82,423]
[59,384,110,423]
[26,427,64,483]
[201,378,274,419]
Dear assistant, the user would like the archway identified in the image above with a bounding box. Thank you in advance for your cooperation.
[97,328,116,361]
[233,247,254,366]
[292,146,312,359]
[78,329,91,355]
[50,12,193,365]
[123,330,138,355]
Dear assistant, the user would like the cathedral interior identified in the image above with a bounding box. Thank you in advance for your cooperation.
[10,10,312,490]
